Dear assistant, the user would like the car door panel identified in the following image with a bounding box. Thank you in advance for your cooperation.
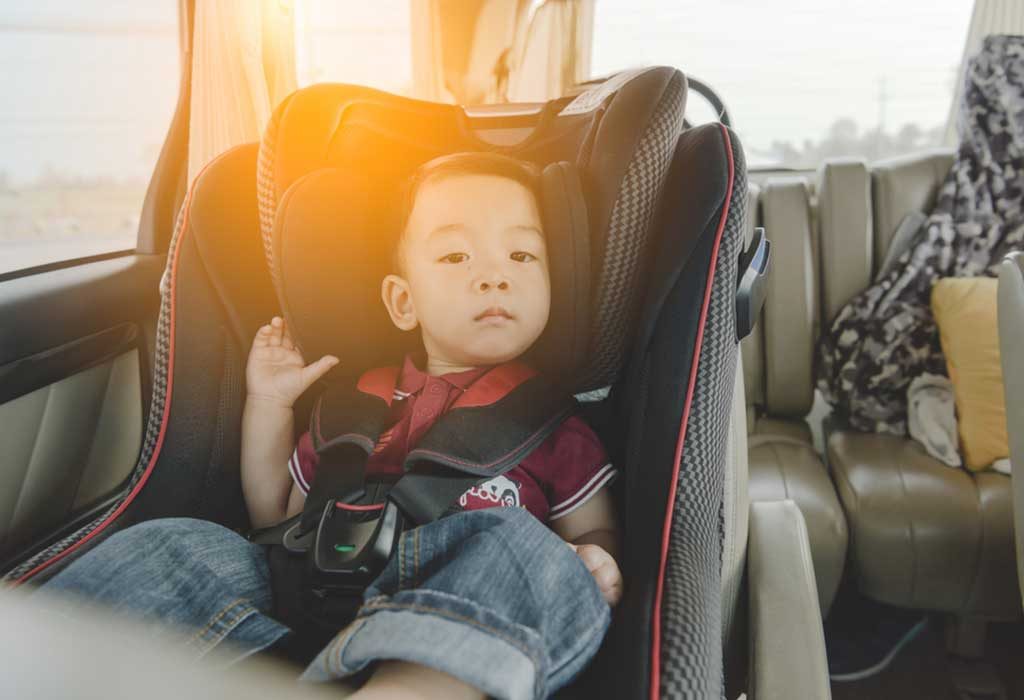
[0,255,162,563]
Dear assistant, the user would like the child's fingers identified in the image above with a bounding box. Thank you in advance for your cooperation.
[575,544,611,574]
[299,355,340,390]
[252,324,273,347]
[602,579,623,606]
[571,544,623,604]
[585,556,623,605]
[590,559,621,591]
[268,317,283,346]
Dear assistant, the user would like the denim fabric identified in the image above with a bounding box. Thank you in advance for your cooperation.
[40,518,290,662]
[39,508,609,700]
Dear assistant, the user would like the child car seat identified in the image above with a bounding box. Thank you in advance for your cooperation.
[5,66,761,699]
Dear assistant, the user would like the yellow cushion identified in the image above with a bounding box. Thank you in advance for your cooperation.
[931,278,1009,471]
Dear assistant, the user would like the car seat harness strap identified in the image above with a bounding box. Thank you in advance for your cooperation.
[248,361,575,635]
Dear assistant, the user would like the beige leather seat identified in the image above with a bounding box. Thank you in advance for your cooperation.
[819,153,1019,619]
[742,179,848,616]
[999,252,1024,608]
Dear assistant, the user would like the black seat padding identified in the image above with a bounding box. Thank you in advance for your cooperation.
[273,161,591,383]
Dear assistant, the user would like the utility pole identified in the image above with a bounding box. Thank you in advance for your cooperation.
[877,77,889,156]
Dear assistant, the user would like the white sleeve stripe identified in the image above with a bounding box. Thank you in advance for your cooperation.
[548,463,616,517]
[288,449,310,494]
[549,463,615,513]
[548,468,617,520]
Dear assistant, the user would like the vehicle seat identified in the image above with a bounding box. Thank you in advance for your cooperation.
[6,67,764,698]
[742,175,848,616]
[819,152,1019,619]
[999,252,1024,610]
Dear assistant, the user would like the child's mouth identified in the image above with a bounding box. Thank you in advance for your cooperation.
[474,307,514,322]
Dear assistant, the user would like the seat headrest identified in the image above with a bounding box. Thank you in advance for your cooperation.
[259,67,686,391]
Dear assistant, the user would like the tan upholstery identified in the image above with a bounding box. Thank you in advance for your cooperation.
[757,178,816,418]
[749,429,847,616]
[747,500,832,700]
[870,149,955,273]
[0,351,142,556]
[819,151,1019,618]
[829,431,1018,617]
[998,252,1024,607]
[818,159,872,324]
[740,179,848,616]
[752,416,812,444]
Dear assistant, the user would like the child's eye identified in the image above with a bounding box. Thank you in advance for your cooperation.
[510,251,537,263]
[438,253,468,264]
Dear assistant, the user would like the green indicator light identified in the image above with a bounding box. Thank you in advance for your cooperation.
[334,544,356,553]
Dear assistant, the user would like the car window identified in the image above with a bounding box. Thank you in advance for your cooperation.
[295,1,412,93]
[0,2,179,275]
[592,0,973,169]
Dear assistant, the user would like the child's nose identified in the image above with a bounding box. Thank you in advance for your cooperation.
[477,278,510,293]
[474,265,511,293]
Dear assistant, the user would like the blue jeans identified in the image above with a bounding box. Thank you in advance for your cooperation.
[39,508,609,700]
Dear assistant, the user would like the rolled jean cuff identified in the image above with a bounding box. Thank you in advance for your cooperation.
[201,606,291,664]
[300,588,548,700]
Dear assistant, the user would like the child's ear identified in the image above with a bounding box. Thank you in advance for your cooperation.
[381,274,418,331]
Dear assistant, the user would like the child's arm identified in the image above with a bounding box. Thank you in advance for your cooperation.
[241,317,338,528]
[551,487,623,606]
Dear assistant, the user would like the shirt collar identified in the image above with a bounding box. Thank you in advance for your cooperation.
[397,354,493,395]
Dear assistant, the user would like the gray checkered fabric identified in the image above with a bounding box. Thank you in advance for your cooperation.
[580,72,686,389]
[257,104,282,298]
[3,203,187,583]
[658,129,744,698]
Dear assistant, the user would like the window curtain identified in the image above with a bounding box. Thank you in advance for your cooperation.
[411,0,594,105]
[943,0,1024,145]
[187,0,297,182]
[506,0,593,103]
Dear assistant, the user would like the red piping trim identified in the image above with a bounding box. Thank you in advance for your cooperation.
[335,502,386,512]
[649,125,735,699]
[11,157,222,586]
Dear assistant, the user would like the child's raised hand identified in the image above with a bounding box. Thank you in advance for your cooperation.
[569,543,623,607]
[246,316,338,408]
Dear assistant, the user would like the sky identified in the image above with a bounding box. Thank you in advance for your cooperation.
[0,0,974,185]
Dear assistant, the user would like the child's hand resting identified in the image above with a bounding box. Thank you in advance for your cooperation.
[569,543,623,606]
[246,316,339,408]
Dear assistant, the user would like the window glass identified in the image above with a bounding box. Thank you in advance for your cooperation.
[592,0,973,169]
[0,2,179,274]
[295,0,412,94]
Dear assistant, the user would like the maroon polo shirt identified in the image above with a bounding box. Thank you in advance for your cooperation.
[288,355,616,522]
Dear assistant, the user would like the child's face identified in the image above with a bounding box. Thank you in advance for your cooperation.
[382,173,550,368]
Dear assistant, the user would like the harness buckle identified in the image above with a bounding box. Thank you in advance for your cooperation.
[310,499,403,593]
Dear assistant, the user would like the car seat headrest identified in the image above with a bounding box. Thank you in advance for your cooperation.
[274,161,592,381]
[259,67,686,391]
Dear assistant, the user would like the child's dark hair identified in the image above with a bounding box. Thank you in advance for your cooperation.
[393,152,542,273]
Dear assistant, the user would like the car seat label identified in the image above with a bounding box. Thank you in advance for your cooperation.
[559,67,657,116]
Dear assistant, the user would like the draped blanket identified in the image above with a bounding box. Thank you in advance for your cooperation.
[818,34,1024,434]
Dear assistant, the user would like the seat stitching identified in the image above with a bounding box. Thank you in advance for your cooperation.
[770,442,790,499]
[186,597,251,645]
[412,525,420,587]
[962,477,987,612]
[893,454,917,603]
